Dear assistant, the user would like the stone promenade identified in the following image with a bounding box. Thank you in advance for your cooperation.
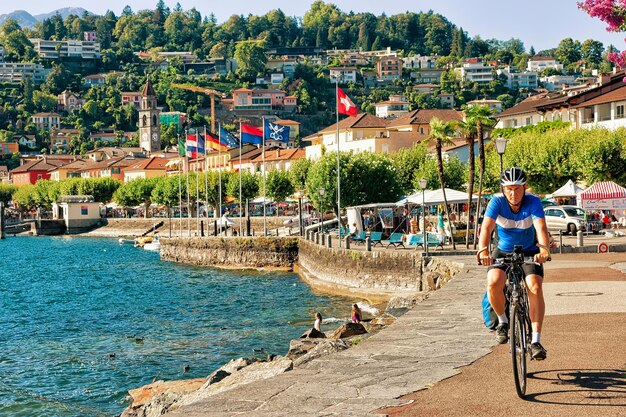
[165,253,626,417]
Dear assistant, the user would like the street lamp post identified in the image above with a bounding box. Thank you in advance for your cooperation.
[318,187,325,232]
[494,135,509,173]
[296,190,304,236]
[418,178,428,257]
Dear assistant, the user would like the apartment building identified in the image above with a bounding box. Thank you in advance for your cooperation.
[376,56,403,81]
[527,56,563,72]
[497,66,538,89]
[329,67,358,84]
[31,112,62,131]
[29,38,101,60]
[456,59,494,85]
[0,62,51,84]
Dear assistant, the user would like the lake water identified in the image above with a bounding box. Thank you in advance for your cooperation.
[0,236,352,416]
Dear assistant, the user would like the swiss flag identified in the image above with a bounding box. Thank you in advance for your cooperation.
[337,87,358,117]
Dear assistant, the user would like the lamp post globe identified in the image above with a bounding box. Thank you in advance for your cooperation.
[494,135,508,172]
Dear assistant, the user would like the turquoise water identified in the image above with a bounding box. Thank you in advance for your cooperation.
[0,236,350,416]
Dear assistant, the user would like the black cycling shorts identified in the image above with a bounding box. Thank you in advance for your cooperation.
[487,248,544,278]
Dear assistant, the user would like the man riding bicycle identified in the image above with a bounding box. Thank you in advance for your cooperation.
[477,167,551,360]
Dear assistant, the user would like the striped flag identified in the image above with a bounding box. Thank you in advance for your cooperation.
[241,123,263,145]
[206,131,227,152]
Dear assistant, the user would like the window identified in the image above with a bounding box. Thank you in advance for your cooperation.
[617,105,624,119]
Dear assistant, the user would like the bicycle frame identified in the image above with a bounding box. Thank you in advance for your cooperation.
[495,245,534,398]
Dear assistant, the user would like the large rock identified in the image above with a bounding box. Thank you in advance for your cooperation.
[121,378,206,417]
[174,357,294,408]
[328,322,367,339]
[366,314,397,333]
[299,327,326,339]
[293,339,351,367]
[198,357,258,391]
[287,338,325,360]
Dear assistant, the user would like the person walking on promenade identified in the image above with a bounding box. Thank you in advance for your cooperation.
[476,167,551,361]
[351,304,362,323]
[314,312,322,331]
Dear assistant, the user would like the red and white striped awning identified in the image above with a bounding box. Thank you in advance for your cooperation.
[579,181,626,200]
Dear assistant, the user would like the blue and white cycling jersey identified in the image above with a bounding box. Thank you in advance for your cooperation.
[484,193,545,252]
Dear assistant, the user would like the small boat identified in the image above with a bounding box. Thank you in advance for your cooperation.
[143,239,160,251]
[118,238,135,245]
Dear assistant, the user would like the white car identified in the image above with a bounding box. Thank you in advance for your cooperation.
[543,205,600,235]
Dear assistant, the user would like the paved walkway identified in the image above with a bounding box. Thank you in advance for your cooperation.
[165,253,626,416]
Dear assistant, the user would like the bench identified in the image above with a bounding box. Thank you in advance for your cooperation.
[385,232,405,249]
[369,231,383,247]
[410,233,444,250]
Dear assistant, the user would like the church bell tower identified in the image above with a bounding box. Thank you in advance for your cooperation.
[138,78,161,154]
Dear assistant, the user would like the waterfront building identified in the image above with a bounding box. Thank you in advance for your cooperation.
[124,156,169,182]
[386,109,464,139]
[52,195,102,233]
[10,157,71,185]
[85,147,145,162]
[48,158,88,181]
[250,148,305,174]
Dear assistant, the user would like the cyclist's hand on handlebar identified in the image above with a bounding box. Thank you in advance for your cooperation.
[477,252,493,266]
[534,249,550,264]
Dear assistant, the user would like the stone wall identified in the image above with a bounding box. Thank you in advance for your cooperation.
[297,239,462,301]
[160,237,299,269]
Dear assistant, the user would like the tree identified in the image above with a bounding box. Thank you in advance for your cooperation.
[226,170,260,215]
[390,144,428,195]
[33,180,60,209]
[555,38,582,68]
[288,157,312,192]
[114,178,157,217]
[470,105,496,248]
[425,117,457,249]
[266,169,294,213]
[0,184,15,205]
[12,184,36,214]
[234,40,267,81]
[581,39,605,68]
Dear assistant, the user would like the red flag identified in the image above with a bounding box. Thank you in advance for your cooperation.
[337,87,358,117]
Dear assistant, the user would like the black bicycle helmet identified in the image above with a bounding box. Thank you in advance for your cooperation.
[500,167,527,186]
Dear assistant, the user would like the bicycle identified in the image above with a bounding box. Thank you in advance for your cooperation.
[494,244,549,398]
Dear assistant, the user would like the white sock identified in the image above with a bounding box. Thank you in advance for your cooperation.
[497,314,508,325]
[532,332,541,344]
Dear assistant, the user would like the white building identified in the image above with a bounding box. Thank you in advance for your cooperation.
[497,66,538,89]
[456,59,494,85]
[329,67,358,83]
[541,74,577,91]
[374,95,409,118]
[29,38,101,60]
[527,56,563,72]
[402,54,439,69]
[0,62,51,84]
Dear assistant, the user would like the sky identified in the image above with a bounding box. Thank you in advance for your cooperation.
[2,0,626,52]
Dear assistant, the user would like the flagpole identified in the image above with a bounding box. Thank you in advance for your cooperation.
[177,133,182,238]
[262,117,266,236]
[217,124,222,226]
[238,122,243,235]
[336,77,341,247]
[196,129,200,237]
[185,129,191,238]
[204,125,209,234]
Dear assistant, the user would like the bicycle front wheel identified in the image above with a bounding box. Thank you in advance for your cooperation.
[510,301,527,398]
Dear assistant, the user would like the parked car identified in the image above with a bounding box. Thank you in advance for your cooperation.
[543,205,601,235]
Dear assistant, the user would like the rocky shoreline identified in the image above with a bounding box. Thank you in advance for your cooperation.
[120,294,424,417]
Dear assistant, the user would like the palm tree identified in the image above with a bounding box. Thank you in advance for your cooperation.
[471,105,496,248]
[426,117,457,250]
[458,107,478,248]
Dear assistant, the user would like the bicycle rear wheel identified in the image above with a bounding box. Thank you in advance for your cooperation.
[510,301,527,398]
